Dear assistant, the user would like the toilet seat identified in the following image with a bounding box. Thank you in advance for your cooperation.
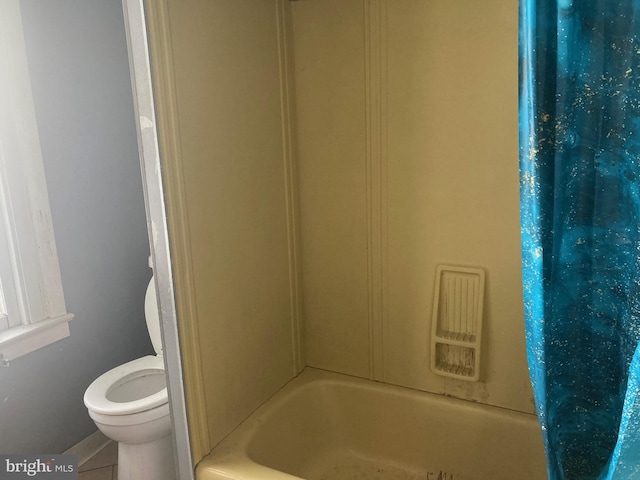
[84,355,167,416]
[83,274,175,479]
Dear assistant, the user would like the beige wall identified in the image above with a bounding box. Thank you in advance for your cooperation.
[293,0,533,414]
[152,0,534,462]
[157,0,299,449]
[293,0,371,379]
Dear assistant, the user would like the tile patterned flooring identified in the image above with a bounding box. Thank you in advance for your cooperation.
[78,441,118,480]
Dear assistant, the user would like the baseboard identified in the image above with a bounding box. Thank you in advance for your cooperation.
[63,430,111,466]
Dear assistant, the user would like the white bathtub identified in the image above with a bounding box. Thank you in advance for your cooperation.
[196,368,546,479]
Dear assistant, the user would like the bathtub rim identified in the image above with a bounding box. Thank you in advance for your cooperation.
[196,367,543,480]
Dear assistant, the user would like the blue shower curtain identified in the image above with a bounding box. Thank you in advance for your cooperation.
[519,1,640,479]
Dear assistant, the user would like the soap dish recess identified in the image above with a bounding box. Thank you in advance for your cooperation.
[430,265,485,382]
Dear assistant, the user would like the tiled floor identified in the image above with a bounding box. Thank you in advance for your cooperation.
[78,441,118,480]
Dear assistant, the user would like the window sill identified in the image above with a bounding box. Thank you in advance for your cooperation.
[0,313,74,365]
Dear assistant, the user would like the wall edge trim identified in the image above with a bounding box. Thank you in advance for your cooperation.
[143,0,211,464]
[276,0,305,375]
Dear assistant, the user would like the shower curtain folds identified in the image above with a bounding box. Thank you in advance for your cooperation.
[519,1,640,478]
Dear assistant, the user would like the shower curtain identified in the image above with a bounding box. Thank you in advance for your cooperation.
[519,1,640,479]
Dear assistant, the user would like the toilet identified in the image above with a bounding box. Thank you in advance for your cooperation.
[84,274,175,480]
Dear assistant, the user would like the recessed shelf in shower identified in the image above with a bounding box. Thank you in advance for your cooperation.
[430,264,485,382]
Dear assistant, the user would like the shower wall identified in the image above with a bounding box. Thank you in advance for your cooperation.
[148,0,300,451]
[147,0,533,464]
[294,0,533,414]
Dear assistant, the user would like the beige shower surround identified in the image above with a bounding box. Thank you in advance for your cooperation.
[145,0,529,469]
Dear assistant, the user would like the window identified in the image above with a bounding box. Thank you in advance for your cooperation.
[0,0,73,364]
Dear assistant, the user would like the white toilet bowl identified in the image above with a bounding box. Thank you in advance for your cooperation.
[84,275,175,480]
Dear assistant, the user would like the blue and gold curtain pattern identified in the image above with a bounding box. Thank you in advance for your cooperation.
[519,1,640,478]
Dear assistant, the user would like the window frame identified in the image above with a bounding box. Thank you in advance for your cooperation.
[0,0,73,364]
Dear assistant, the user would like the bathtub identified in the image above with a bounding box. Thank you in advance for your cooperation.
[196,368,546,479]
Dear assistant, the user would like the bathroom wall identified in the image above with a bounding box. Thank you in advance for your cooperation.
[150,0,533,463]
[293,0,534,414]
[0,0,152,454]
[153,0,299,449]
[294,0,371,378]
